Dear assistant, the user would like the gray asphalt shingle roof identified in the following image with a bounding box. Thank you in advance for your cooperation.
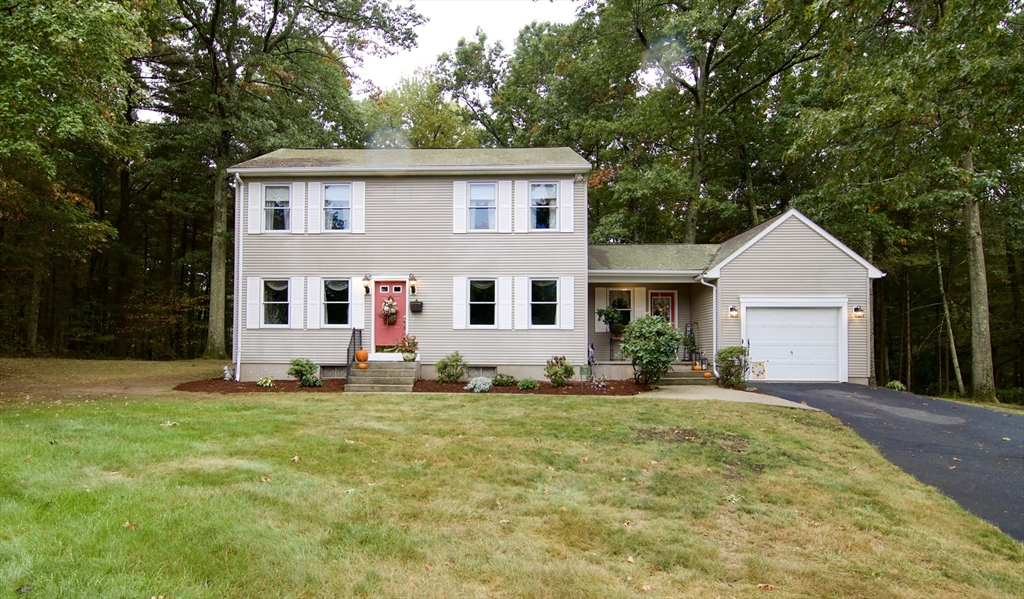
[588,244,721,272]
[231,148,592,171]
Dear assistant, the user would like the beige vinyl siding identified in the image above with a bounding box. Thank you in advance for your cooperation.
[238,176,587,368]
[587,283,693,362]
[717,217,871,380]
[689,282,715,357]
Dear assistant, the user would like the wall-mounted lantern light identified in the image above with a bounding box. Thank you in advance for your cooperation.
[852,305,865,318]
[728,306,739,318]
[408,274,418,295]
[362,275,371,295]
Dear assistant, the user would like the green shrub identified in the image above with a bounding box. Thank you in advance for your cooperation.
[996,388,1024,405]
[716,346,748,389]
[287,358,322,387]
[493,373,516,387]
[544,356,575,387]
[517,377,539,390]
[464,377,492,393]
[256,377,274,388]
[886,380,907,392]
[436,351,467,384]
[621,315,684,385]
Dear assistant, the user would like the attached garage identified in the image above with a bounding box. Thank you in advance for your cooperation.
[742,302,847,382]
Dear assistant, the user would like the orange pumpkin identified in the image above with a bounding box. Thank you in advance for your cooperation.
[357,362,368,370]
[703,371,713,378]
[355,349,369,363]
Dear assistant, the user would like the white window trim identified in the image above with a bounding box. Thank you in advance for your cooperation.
[321,278,353,329]
[321,182,353,233]
[467,182,498,233]
[261,278,290,328]
[528,277,560,329]
[608,288,633,325]
[263,184,292,233]
[528,181,559,232]
[738,296,849,383]
[467,278,498,329]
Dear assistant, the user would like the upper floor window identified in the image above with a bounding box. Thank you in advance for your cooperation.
[531,279,558,326]
[324,184,350,231]
[264,185,290,231]
[263,279,289,325]
[530,183,558,230]
[469,279,496,326]
[469,183,496,231]
[323,279,350,325]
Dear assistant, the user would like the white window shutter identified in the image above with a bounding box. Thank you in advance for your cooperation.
[514,277,528,329]
[452,276,467,329]
[559,179,574,233]
[634,287,647,317]
[247,182,261,234]
[560,276,575,330]
[289,277,304,329]
[594,287,607,333]
[290,183,305,234]
[498,181,512,233]
[498,276,512,329]
[453,181,467,234]
[306,276,321,329]
[246,277,261,329]
[307,183,322,234]
[352,182,366,233]
[350,277,365,329]
[514,181,528,233]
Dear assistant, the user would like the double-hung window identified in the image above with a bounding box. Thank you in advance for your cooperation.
[263,280,289,325]
[469,183,496,231]
[608,289,632,326]
[324,184,350,231]
[530,279,558,326]
[323,279,350,326]
[469,279,496,326]
[264,185,290,231]
[529,183,558,230]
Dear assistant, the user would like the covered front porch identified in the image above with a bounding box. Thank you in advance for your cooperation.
[587,244,721,378]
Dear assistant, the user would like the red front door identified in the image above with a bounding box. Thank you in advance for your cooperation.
[374,280,406,348]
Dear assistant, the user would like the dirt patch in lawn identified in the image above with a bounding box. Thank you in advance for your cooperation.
[413,379,649,396]
[635,426,751,453]
[174,378,346,393]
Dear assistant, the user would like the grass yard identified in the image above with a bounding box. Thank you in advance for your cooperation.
[0,360,1021,598]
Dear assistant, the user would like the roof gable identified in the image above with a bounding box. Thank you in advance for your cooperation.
[704,209,885,279]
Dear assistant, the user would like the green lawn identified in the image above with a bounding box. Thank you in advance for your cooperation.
[0,360,1021,598]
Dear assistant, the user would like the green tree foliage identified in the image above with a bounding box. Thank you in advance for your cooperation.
[361,72,483,148]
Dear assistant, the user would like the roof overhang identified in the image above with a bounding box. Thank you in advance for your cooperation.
[226,164,590,177]
[588,270,704,284]
[704,209,886,279]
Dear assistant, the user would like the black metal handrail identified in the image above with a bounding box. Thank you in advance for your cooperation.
[346,328,363,379]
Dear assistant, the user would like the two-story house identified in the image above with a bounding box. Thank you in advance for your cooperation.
[229,148,884,385]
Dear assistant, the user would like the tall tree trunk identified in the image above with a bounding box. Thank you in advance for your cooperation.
[935,239,966,396]
[962,148,997,401]
[905,272,912,392]
[1007,246,1023,387]
[876,276,890,385]
[741,145,758,225]
[25,261,43,352]
[203,166,229,359]
[114,163,132,357]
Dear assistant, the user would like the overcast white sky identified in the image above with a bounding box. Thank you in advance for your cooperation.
[351,0,580,95]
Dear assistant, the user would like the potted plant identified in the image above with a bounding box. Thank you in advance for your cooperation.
[397,333,418,361]
[380,296,398,326]
[681,328,697,360]
[596,307,625,337]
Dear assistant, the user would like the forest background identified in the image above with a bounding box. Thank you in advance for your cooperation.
[1,0,1021,400]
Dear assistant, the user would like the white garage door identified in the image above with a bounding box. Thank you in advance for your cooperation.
[746,307,841,382]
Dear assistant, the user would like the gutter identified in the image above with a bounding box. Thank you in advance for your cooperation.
[225,164,591,177]
[234,173,243,382]
[698,274,721,378]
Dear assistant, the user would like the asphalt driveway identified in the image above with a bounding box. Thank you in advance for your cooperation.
[759,383,1024,542]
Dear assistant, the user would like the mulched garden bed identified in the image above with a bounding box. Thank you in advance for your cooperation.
[413,379,649,396]
[174,378,346,393]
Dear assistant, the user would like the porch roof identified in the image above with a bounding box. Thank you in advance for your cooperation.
[588,244,720,282]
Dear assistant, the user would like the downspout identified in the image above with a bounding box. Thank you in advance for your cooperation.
[699,274,721,378]
[234,173,243,382]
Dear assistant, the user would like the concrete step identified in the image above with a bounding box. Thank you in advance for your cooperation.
[344,383,414,393]
[659,376,718,386]
[358,361,418,372]
[663,370,714,379]
[345,374,418,385]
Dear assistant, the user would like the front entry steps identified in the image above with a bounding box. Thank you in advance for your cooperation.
[660,363,717,386]
[345,361,418,393]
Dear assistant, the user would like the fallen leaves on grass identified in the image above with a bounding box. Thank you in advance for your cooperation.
[160,421,178,427]
[291,455,301,463]
[627,556,635,563]
[757,583,775,590]
[122,521,136,530]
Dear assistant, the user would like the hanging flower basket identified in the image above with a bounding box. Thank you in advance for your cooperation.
[380,296,398,326]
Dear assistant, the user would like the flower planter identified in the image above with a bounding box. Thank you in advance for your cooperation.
[402,352,417,362]
[385,314,397,326]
